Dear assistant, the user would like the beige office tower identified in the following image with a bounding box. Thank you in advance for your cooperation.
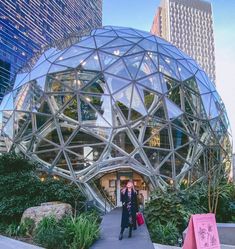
[151,0,216,83]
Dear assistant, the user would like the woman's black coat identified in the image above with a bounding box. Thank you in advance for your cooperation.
[120,188,138,229]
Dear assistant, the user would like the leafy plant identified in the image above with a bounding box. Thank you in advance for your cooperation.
[19,218,35,237]
[33,216,66,249]
[5,223,19,237]
[33,214,100,249]
[149,220,180,246]
[145,187,191,233]
[0,152,85,223]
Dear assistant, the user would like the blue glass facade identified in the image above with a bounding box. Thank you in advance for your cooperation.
[0,0,102,101]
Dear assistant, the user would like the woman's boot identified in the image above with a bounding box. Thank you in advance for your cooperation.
[119,228,124,240]
[128,226,132,238]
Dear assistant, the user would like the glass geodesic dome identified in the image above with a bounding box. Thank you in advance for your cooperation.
[0,26,232,209]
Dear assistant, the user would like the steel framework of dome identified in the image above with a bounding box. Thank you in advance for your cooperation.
[0,26,232,210]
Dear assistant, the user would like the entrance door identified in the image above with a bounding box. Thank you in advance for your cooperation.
[116,171,133,207]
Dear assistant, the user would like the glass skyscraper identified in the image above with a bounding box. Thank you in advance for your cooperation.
[0,0,102,101]
[151,0,216,84]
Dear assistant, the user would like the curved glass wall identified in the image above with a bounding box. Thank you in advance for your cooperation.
[0,26,232,210]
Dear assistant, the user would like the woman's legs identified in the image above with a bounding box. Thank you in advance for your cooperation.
[119,227,125,240]
[128,226,132,238]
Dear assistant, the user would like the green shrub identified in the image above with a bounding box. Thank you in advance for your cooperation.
[149,220,180,246]
[69,215,100,249]
[145,187,191,233]
[19,218,35,237]
[33,216,66,249]
[0,152,85,223]
[5,223,19,237]
[33,213,100,249]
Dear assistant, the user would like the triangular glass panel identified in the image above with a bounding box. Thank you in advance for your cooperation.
[110,146,127,158]
[3,93,14,110]
[77,37,96,48]
[161,45,185,59]
[63,97,78,121]
[94,30,117,37]
[65,150,91,171]
[143,148,170,169]
[55,151,70,171]
[56,52,92,68]
[94,36,116,48]
[175,143,191,159]
[123,53,143,79]
[113,131,135,154]
[100,45,133,57]
[177,62,193,81]
[171,126,189,149]
[126,45,144,55]
[81,75,106,94]
[69,130,102,147]
[137,73,163,93]
[104,73,131,94]
[98,51,119,70]
[184,77,199,93]
[102,37,133,48]
[158,45,175,58]
[48,63,68,74]
[184,97,195,117]
[35,100,52,115]
[133,153,146,166]
[81,52,101,71]
[113,84,132,119]
[136,85,159,110]
[129,108,142,121]
[3,115,14,139]
[47,77,73,92]
[58,46,91,61]
[105,59,131,80]
[52,94,75,111]
[36,138,59,152]
[145,126,170,149]
[44,127,61,146]
[138,39,158,52]
[144,119,166,141]
[196,78,210,94]
[166,85,181,107]
[34,113,52,130]
[174,153,190,176]
[159,155,173,178]
[164,97,183,119]
[136,54,157,79]
[14,111,32,137]
[152,101,166,120]
[80,99,110,127]
[201,93,211,118]
[36,149,60,165]
[81,94,112,125]
[35,76,46,92]
[159,55,180,80]
[86,126,112,140]
[147,52,159,69]
[129,86,147,117]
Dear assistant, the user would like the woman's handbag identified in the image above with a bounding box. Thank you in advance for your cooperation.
[136,212,144,226]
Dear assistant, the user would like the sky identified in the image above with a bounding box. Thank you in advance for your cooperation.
[103,0,235,152]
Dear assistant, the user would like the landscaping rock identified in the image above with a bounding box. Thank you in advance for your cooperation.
[21,202,72,226]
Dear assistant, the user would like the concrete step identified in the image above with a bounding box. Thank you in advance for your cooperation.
[0,235,44,249]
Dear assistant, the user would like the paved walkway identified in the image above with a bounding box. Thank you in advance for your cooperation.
[0,236,44,249]
[91,207,154,249]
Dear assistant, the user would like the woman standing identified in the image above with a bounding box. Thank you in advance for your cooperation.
[119,180,138,240]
